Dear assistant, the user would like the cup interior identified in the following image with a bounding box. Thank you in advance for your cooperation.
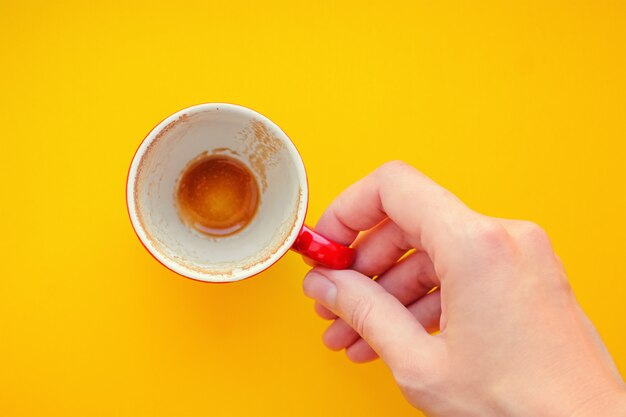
[127,104,308,282]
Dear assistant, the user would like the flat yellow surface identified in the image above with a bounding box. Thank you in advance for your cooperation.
[1,1,625,416]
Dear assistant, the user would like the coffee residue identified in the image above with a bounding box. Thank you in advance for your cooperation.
[176,154,259,237]
[239,119,283,191]
[133,110,300,278]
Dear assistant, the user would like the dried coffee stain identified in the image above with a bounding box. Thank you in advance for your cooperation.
[240,119,283,191]
[134,113,190,249]
[135,112,194,211]
[211,147,241,156]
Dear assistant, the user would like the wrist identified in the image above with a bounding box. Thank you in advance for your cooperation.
[489,376,626,417]
[570,387,626,417]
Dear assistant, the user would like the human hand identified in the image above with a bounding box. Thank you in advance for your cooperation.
[303,161,626,417]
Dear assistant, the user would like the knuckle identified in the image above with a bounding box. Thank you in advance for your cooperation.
[469,219,516,259]
[514,221,553,251]
[349,297,375,338]
[376,160,414,178]
[549,268,573,296]
[553,253,566,270]
[559,274,573,295]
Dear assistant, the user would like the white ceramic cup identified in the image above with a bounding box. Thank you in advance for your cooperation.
[126,103,354,283]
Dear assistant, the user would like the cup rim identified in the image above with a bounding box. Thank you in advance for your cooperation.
[126,102,309,283]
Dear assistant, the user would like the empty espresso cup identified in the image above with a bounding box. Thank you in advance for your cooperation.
[126,103,355,282]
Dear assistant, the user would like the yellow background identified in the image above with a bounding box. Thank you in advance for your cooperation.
[1,1,625,416]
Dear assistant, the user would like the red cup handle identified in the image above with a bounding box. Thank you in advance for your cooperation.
[291,225,355,269]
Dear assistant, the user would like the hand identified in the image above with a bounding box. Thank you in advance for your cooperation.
[303,161,626,417]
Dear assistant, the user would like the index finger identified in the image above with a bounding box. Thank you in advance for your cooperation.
[315,161,475,265]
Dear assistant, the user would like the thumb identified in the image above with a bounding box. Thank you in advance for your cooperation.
[303,267,434,369]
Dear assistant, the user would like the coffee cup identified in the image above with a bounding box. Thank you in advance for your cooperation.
[126,103,355,283]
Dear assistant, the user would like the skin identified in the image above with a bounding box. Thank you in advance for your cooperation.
[302,161,626,417]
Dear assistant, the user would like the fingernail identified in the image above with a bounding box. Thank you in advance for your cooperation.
[303,272,337,307]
